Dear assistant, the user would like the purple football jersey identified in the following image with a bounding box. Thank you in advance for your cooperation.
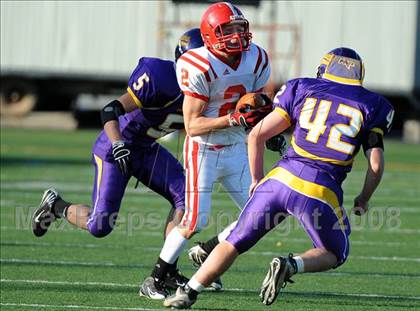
[93,57,184,160]
[273,78,394,184]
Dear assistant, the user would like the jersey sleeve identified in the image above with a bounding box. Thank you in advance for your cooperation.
[366,97,395,136]
[272,79,300,126]
[126,58,155,109]
[176,56,210,102]
[254,48,271,92]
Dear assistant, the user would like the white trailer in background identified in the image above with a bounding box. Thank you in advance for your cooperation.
[1,1,418,129]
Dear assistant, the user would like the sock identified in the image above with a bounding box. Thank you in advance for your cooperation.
[159,227,188,264]
[201,236,219,254]
[52,198,71,218]
[184,285,199,300]
[167,258,179,276]
[187,276,205,293]
[217,221,238,241]
[292,256,304,273]
[151,257,171,282]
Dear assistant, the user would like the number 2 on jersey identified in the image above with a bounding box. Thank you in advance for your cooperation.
[299,98,363,154]
[181,69,189,87]
[218,85,246,116]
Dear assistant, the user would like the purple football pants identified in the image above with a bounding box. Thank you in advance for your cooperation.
[87,143,185,237]
[226,159,351,267]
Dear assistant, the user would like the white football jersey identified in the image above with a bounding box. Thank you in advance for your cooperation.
[176,43,271,145]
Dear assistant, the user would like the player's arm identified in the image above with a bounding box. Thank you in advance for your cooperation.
[353,133,385,216]
[354,99,394,215]
[102,92,137,142]
[100,92,138,175]
[183,95,230,136]
[247,110,291,194]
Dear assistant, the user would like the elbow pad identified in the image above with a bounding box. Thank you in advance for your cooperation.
[362,131,384,154]
[100,100,125,126]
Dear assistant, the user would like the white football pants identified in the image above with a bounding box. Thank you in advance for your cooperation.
[181,135,251,233]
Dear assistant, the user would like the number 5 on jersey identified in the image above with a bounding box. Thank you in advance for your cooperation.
[132,73,150,91]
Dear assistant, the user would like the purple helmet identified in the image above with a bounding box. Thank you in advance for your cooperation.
[317,47,365,86]
[174,28,204,62]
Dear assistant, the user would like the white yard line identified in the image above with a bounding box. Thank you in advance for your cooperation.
[226,287,420,300]
[0,240,162,252]
[1,279,420,301]
[2,253,420,268]
[261,236,419,247]
[0,278,137,288]
[246,252,420,263]
[2,224,420,235]
[0,302,162,311]
[2,238,419,252]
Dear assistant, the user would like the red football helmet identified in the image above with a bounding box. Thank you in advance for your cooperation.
[200,2,252,54]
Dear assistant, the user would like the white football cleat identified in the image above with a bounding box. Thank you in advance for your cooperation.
[188,243,208,266]
[163,286,197,309]
[260,255,295,305]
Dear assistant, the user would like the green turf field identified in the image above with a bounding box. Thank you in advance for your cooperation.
[1,128,420,310]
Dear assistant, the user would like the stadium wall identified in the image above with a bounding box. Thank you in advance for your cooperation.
[1,1,417,91]
[1,1,417,127]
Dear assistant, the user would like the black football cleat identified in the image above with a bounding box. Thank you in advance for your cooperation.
[139,276,169,300]
[165,269,189,290]
[32,188,60,237]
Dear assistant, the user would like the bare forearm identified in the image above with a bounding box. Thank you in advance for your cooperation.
[248,135,265,182]
[104,120,122,143]
[359,166,383,202]
[359,148,384,202]
[186,115,230,136]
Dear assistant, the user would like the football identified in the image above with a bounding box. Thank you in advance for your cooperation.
[235,93,268,112]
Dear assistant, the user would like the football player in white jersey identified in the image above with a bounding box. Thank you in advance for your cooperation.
[140,2,271,299]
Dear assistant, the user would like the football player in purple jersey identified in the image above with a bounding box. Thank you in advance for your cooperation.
[163,47,394,309]
[31,28,203,291]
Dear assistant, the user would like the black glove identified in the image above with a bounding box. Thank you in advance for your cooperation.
[112,140,132,176]
[265,134,287,157]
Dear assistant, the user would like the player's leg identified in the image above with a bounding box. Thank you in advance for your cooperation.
[217,143,251,238]
[141,138,216,299]
[84,154,130,237]
[134,142,186,237]
[260,165,350,305]
[134,143,188,289]
[163,207,184,239]
[187,143,251,289]
[32,154,129,237]
[32,188,72,237]
[164,178,288,308]
[296,197,350,271]
[189,143,250,256]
